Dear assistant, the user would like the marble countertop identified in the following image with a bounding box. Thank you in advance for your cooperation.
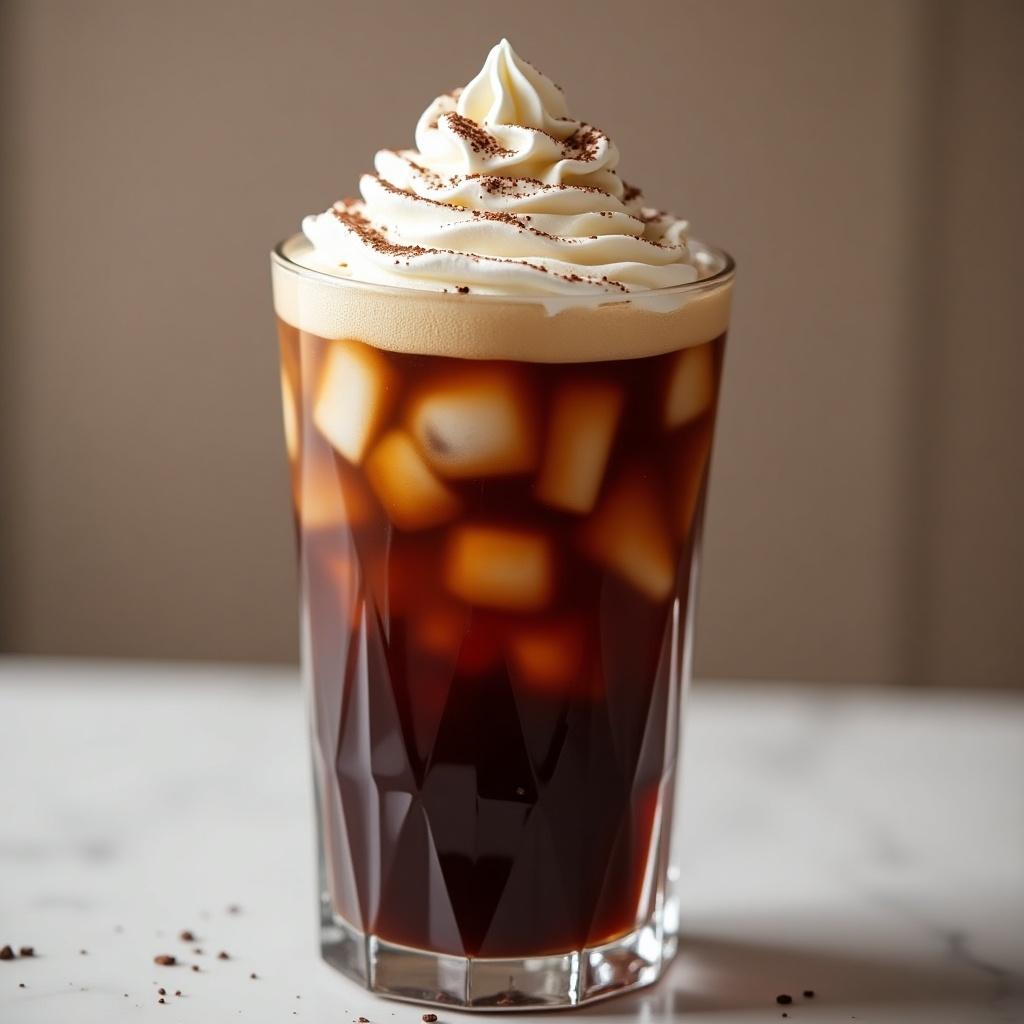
[1,658,1022,1023]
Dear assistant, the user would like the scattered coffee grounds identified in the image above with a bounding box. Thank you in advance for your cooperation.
[175,990,182,996]
[250,972,258,980]
[18,947,34,958]
[804,989,816,998]
[158,987,166,995]
[0,946,14,960]
[776,994,793,1005]
[158,996,166,1004]
[18,983,25,988]
[357,1017,370,1022]
[217,951,230,960]
[191,965,200,972]
[456,286,470,294]
[422,1015,438,1022]
[154,954,176,966]
[179,930,195,942]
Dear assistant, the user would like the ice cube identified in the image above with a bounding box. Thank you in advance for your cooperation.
[663,343,715,429]
[455,617,504,676]
[324,553,362,629]
[298,448,374,530]
[507,616,585,689]
[313,339,396,464]
[412,604,502,676]
[444,525,554,611]
[360,540,435,622]
[408,368,537,478]
[579,467,677,601]
[365,430,461,531]
[535,379,623,514]
[412,603,468,661]
[671,423,713,539]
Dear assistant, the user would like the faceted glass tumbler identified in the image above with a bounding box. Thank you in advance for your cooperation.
[271,237,734,1010]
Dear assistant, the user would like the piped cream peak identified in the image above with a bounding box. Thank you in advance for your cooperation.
[456,39,571,133]
[300,40,702,295]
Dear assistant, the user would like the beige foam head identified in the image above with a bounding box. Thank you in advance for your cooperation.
[271,234,734,363]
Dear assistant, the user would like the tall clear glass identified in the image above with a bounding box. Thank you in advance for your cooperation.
[271,236,734,1010]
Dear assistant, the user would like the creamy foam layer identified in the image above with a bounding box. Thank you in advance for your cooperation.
[300,40,708,296]
[272,234,733,363]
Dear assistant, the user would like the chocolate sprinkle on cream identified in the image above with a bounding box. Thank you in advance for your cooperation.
[443,113,513,158]
[300,39,704,296]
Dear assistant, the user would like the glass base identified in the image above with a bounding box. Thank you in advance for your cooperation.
[319,895,678,1011]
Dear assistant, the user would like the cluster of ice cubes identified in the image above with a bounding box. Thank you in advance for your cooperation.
[288,338,714,616]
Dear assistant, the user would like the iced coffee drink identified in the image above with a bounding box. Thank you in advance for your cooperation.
[271,40,733,1010]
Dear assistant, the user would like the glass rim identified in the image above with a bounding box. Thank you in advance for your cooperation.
[271,233,735,308]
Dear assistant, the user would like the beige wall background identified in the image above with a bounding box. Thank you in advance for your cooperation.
[1,0,1021,685]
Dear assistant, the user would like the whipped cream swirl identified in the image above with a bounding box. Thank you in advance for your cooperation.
[302,40,702,295]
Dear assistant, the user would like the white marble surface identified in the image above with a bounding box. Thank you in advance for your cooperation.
[0,657,1022,1024]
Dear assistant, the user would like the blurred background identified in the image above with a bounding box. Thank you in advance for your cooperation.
[0,0,1021,687]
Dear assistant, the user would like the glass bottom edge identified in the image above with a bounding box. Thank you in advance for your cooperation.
[319,901,678,1011]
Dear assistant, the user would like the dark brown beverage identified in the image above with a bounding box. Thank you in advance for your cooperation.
[278,317,724,962]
